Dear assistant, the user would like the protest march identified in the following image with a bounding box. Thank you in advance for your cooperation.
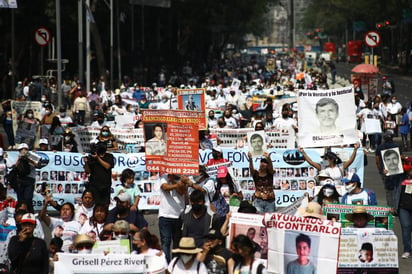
[0,53,408,274]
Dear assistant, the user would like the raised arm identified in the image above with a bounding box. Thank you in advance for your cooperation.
[248,152,255,174]
[298,147,321,170]
[343,143,360,170]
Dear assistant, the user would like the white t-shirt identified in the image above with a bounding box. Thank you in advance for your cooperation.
[273,117,297,135]
[49,217,82,252]
[158,178,186,219]
[344,190,370,205]
[167,257,208,274]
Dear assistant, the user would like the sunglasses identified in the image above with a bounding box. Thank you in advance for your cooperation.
[77,244,93,250]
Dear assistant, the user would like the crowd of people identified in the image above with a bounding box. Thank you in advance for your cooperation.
[0,53,410,273]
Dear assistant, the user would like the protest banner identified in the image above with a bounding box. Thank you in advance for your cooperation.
[231,78,242,91]
[176,88,207,130]
[337,228,398,273]
[248,131,267,157]
[381,147,403,176]
[142,110,200,175]
[54,253,165,274]
[297,86,358,147]
[365,118,382,134]
[3,147,365,211]
[92,239,130,254]
[263,212,341,274]
[114,113,141,129]
[323,204,393,229]
[10,100,42,135]
[228,212,268,261]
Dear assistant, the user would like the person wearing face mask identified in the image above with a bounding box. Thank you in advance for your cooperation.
[15,109,40,149]
[223,109,238,128]
[156,95,171,110]
[96,126,118,151]
[387,95,402,137]
[110,220,131,240]
[168,237,207,273]
[208,110,218,128]
[103,193,148,236]
[180,190,220,248]
[8,213,49,274]
[83,141,115,205]
[60,128,79,152]
[72,91,90,125]
[299,145,359,186]
[197,229,232,274]
[341,173,377,205]
[90,112,108,128]
[273,103,298,135]
[313,184,341,207]
[114,168,141,211]
[72,234,94,254]
[57,106,73,128]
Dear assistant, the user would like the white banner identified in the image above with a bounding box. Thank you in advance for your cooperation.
[54,253,165,273]
[298,86,358,147]
[365,118,382,134]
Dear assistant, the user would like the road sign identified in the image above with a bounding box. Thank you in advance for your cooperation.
[364,31,381,48]
[34,27,51,47]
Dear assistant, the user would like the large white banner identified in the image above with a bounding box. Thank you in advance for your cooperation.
[298,86,358,147]
[54,253,165,273]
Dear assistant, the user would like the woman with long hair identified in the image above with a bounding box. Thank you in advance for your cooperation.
[79,203,109,241]
[229,234,266,274]
[95,125,118,151]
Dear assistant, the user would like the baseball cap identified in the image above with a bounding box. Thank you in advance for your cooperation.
[21,213,36,224]
[39,138,49,145]
[17,143,29,150]
[217,166,228,178]
[114,192,132,203]
[213,146,222,153]
[341,173,361,184]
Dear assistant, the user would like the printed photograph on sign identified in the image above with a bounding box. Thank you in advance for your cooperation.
[298,87,358,147]
[381,147,403,176]
[144,123,167,156]
[284,231,320,274]
[247,131,267,157]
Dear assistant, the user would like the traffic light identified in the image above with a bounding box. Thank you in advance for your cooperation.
[376,22,384,29]
[384,20,390,26]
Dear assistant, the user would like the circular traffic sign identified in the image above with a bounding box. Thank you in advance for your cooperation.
[34,27,51,47]
[364,31,381,48]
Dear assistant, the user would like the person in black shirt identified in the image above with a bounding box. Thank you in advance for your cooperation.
[84,141,115,205]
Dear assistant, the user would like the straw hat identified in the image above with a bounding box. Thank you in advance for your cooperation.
[297,202,326,220]
[73,234,94,246]
[345,207,374,222]
[172,237,202,254]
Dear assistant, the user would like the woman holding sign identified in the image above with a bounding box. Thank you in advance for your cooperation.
[248,152,275,213]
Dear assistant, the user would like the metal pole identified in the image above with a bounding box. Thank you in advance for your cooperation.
[110,0,113,89]
[116,0,121,87]
[78,0,84,84]
[86,0,91,93]
[56,0,62,108]
[11,8,15,99]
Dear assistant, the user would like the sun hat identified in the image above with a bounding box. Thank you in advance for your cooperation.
[73,234,94,246]
[172,237,202,254]
[297,202,326,220]
[345,206,374,222]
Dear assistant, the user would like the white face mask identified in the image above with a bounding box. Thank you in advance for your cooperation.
[78,249,92,254]
[345,183,356,193]
[323,188,334,197]
[323,160,330,166]
[113,234,128,240]
[181,254,193,264]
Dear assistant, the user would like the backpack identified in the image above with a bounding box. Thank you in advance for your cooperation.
[210,191,229,217]
[16,157,31,177]
[233,262,264,274]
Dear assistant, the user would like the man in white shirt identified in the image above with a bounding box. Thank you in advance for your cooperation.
[273,104,298,135]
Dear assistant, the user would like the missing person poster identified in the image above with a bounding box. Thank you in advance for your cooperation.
[247,131,267,157]
[142,110,200,175]
[381,147,403,176]
[337,228,398,273]
[228,212,268,261]
[263,212,341,274]
[297,87,358,147]
[323,204,393,229]
[176,88,207,130]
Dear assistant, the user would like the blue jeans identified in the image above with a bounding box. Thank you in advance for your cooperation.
[399,207,412,253]
[158,217,182,263]
[253,198,276,213]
